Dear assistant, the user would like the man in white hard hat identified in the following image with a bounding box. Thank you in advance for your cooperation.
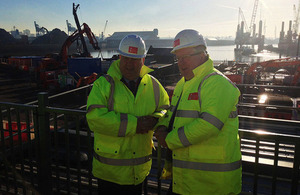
[155,29,242,194]
[86,34,169,194]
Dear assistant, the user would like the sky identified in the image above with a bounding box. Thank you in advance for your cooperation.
[0,0,299,39]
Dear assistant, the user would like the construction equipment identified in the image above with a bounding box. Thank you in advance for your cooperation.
[100,20,108,41]
[76,72,99,87]
[245,58,300,85]
[39,22,100,89]
[60,23,100,66]
[249,0,259,37]
[34,21,49,36]
[38,3,100,89]
[293,0,300,38]
[66,20,76,35]
[235,0,264,53]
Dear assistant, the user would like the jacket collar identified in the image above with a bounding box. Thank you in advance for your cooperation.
[107,59,154,80]
[191,57,214,80]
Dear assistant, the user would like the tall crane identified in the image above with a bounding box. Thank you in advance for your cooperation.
[100,20,108,40]
[238,7,249,33]
[249,0,259,36]
[34,21,48,36]
[237,0,259,35]
[66,20,76,35]
[293,0,300,36]
[73,3,89,57]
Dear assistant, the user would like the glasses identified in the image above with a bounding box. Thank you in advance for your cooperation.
[175,51,203,61]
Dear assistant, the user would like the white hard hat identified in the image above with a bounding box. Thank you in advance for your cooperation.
[171,29,207,53]
[118,34,146,58]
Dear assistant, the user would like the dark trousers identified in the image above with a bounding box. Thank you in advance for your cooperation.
[98,179,143,195]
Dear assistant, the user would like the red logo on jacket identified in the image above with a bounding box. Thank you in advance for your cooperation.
[188,92,198,100]
[128,46,138,54]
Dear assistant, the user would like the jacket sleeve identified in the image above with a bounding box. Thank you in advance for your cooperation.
[86,77,138,137]
[155,80,182,130]
[166,76,240,150]
[151,80,170,120]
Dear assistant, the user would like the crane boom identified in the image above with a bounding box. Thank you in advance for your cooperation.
[60,23,100,65]
[73,3,89,57]
[103,20,108,35]
[293,0,300,35]
[249,0,259,35]
[101,20,108,40]
[239,8,248,32]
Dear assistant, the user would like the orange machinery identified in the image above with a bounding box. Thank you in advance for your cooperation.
[245,57,300,85]
[39,22,100,89]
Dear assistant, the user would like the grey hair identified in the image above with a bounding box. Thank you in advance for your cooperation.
[194,45,207,55]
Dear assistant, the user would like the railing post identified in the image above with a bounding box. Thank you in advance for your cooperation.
[291,142,300,195]
[157,144,162,195]
[37,92,51,194]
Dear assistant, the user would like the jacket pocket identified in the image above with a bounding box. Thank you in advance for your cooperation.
[95,136,121,155]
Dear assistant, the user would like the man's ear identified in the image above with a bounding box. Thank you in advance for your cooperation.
[119,55,122,60]
[142,58,145,64]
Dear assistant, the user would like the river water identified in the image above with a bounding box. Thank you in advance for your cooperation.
[91,45,284,64]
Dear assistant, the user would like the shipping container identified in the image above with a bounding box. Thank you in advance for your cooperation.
[67,57,102,79]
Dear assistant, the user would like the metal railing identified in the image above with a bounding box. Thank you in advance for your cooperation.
[1,92,300,194]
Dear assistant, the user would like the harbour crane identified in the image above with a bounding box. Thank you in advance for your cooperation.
[100,20,108,40]
[237,0,259,35]
[249,0,259,36]
[235,0,264,53]
[238,8,249,33]
[293,0,300,37]
[66,20,76,35]
[34,21,49,36]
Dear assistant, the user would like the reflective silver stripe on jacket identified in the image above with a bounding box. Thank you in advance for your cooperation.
[176,110,237,119]
[198,72,218,107]
[198,71,238,109]
[94,152,151,166]
[175,110,237,130]
[118,113,128,137]
[178,127,191,147]
[150,75,160,109]
[176,110,200,118]
[103,74,115,111]
[199,112,224,130]
[173,159,242,172]
[87,105,106,113]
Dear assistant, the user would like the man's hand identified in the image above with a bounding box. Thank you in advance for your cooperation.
[136,116,158,134]
[154,125,168,148]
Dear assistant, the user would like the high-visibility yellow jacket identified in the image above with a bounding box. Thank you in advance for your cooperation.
[86,59,169,185]
[161,57,242,194]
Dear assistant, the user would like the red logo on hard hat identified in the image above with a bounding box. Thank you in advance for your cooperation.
[173,39,180,47]
[128,46,138,54]
[188,92,198,100]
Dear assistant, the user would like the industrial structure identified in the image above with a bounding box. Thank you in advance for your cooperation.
[66,20,76,35]
[99,20,108,42]
[278,1,300,56]
[235,0,265,55]
[102,28,173,49]
[34,21,48,37]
